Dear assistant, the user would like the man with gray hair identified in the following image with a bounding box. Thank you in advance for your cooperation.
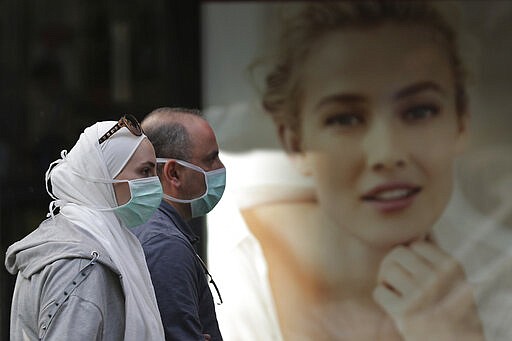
[133,107,225,341]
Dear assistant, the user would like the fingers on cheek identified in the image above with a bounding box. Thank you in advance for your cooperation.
[373,285,403,315]
[376,247,439,314]
[376,262,418,313]
[410,242,457,274]
[410,242,447,265]
[373,280,477,319]
[411,242,464,282]
[377,263,415,297]
[381,246,431,276]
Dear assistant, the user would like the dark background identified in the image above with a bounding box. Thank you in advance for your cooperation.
[0,1,202,339]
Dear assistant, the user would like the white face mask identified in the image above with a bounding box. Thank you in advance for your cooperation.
[156,158,226,217]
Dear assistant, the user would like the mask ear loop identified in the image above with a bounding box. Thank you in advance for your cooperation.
[63,169,163,212]
[157,158,209,203]
[44,152,152,218]
[45,150,69,219]
[65,168,134,211]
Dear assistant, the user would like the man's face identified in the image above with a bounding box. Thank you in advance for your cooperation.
[179,118,224,200]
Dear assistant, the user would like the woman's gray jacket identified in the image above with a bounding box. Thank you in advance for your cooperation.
[5,215,125,340]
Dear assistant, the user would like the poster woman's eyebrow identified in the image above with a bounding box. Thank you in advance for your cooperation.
[315,93,367,111]
[393,81,446,100]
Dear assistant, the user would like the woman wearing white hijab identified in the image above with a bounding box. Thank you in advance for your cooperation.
[5,115,165,340]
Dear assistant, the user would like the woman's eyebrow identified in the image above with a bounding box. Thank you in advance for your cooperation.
[140,160,156,169]
[393,81,446,100]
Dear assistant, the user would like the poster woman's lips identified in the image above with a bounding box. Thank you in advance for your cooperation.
[362,182,422,213]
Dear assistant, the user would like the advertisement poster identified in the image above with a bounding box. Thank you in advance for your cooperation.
[202,2,512,340]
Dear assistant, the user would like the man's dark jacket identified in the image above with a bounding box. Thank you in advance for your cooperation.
[133,200,222,341]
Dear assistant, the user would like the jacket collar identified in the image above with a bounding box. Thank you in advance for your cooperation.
[159,200,200,245]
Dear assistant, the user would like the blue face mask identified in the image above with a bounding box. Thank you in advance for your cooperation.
[55,168,163,228]
[156,158,226,218]
[190,167,226,218]
[113,176,163,228]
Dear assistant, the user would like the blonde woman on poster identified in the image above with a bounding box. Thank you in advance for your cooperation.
[207,2,512,340]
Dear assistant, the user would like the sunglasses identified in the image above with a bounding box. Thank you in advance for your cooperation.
[98,114,143,144]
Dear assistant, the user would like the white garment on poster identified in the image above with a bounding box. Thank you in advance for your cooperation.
[208,150,512,341]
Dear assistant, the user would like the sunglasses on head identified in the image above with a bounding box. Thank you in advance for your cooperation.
[98,114,143,144]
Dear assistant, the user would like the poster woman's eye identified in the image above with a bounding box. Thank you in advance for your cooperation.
[403,105,440,123]
[324,113,365,128]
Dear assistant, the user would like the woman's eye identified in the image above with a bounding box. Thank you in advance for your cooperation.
[403,105,439,122]
[324,114,364,127]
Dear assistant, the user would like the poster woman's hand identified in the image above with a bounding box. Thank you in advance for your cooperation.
[373,241,485,341]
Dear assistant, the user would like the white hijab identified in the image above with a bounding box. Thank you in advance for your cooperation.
[47,121,165,340]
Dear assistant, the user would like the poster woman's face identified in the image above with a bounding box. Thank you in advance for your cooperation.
[293,24,468,247]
